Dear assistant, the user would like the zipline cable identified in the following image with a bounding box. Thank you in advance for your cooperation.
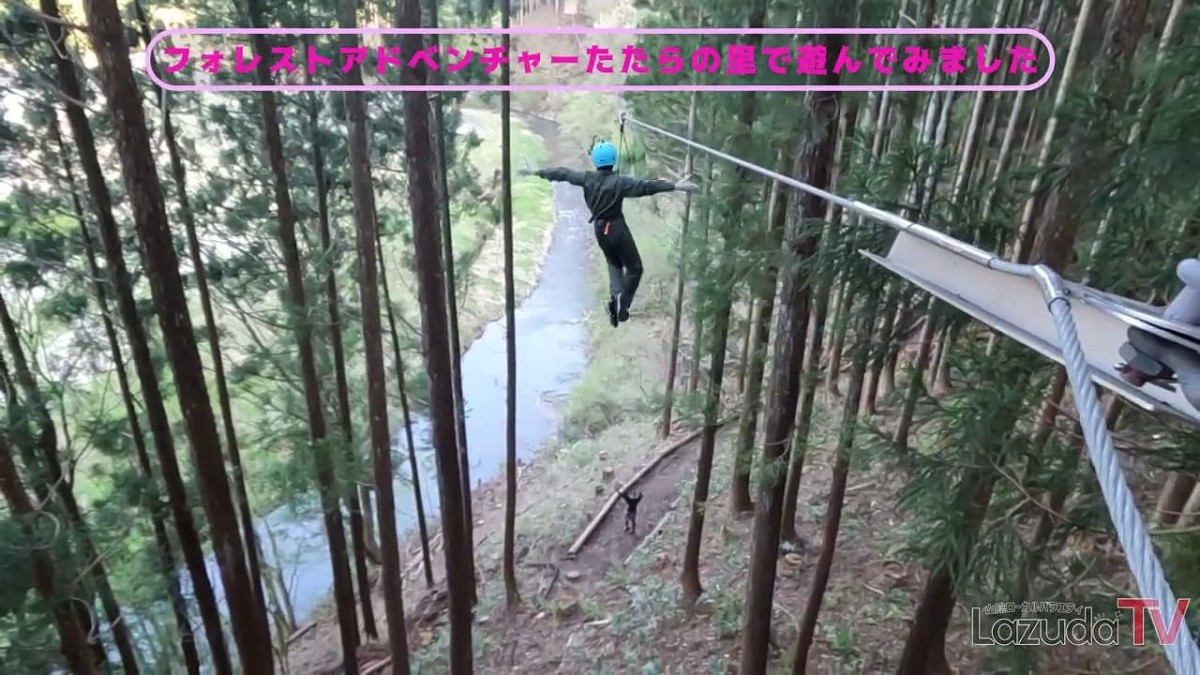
[620,112,1200,675]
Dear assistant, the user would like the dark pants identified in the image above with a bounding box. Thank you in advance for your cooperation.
[594,218,643,308]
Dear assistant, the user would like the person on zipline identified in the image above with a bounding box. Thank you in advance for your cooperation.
[519,140,697,327]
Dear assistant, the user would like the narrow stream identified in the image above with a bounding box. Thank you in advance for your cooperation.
[184,115,593,644]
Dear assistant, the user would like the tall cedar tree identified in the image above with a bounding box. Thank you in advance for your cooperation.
[500,0,521,610]
[78,0,273,668]
[39,0,234,668]
[377,225,436,588]
[659,86,699,438]
[680,0,767,603]
[738,26,844,671]
[134,0,270,625]
[394,0,475,668]
[428,0,477,606]
[54,120,202,673]
[303,35,380,627]
[245,0,361,661]
[340,0,412,668]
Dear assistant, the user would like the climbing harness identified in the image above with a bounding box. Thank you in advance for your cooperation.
[620,112,1200,675]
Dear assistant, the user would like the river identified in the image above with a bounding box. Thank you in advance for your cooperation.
[173,115,593,660]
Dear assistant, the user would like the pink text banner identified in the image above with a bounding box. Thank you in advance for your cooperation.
[144,27,1057,93]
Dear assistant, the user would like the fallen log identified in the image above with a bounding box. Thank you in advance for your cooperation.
[362,657,391,675]
[565,416,737,559]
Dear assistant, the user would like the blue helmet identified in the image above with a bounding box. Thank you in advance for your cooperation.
[591,141,617,169]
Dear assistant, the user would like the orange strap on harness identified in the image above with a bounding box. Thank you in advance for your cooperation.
[601,220,610,236]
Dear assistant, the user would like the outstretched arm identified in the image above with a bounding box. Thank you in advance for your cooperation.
[532,166,587,186]
[618,175,698,198]
[617,175,678,198]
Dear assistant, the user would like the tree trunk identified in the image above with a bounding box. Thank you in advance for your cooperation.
[981,0,1052,227]
[1013,0,1100,263]
[0,435,98,675]
[738,67,841,671]
[878,306,905,399]
[428,0,477,607]
[894,302,937,452]
[394,2,475,668]
[245,0,358,661]
[340,3,408,667]
[303,36,377,637]
[735,299,755,396]
[660,87,700,438]
[500,0,522,610]
[898,474,997,674]
[135,1,270,628]
[931,323,957,396]
[731,165,791,514]
[81,0,276,666]
[54,119,201,675]
[792,289,877,674]
[824,286,852,396]
[779,93,859,542]
[861,282,900,414]
[44,0,234,667]
[1156,473,1196,526]
[680,0,767,604]
[686,159,717,395]
[1017,400,1123,600]
[378,235,436,589]
[83,230,201,675]
[329,11,382,645]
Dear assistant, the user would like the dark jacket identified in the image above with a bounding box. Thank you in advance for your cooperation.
[536,167,676,223]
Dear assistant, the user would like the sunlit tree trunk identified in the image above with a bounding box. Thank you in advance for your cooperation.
[660,86,700,438]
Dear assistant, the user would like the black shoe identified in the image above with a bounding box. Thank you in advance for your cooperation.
[617,294,630,322]
[606,296,619,327]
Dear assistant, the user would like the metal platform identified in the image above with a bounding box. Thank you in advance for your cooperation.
[864,231,1200,428]
[1070,285,1200,347]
